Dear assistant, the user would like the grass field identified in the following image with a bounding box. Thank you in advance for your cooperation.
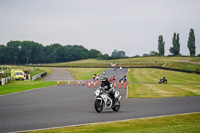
[1,66,53,78]
[0,67,107,95]
[0,81,56,95]
[67,68,107,80]
[0,67,54,95]
[164,62,200,71]
[42,57,200,71]
[28,112,200,133]
[127,68,200,98]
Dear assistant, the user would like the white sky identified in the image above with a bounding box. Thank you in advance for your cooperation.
[0,0,199,56]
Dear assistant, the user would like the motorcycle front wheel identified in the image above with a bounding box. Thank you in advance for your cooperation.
[112,101,120,112]
[94,99,103,113]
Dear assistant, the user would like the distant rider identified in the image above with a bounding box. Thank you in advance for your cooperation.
[95,75,99,81]
[121,75,127,82]
[103,71,106,75]
[109,75,116,82]
[162,76,166,81]
[93,74,96,81]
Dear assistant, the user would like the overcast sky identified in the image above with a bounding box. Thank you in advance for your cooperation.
[0,0,199,56]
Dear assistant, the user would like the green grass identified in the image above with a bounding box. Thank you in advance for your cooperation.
[0,81,56,95]
[0,66,55,95]
[67,68,107,80]
[42,57,200,71]
[28,112,200,133]
[164,62,200,71]
[31,67,53,76]
[127,68,200,98]
[34,67,53,81]
[1,66,53,79]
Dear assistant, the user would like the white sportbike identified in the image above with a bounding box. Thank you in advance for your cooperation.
[94,86,121,113]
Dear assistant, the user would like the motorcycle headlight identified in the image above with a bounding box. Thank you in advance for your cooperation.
[114,91,120,98]
[94,90,100,96]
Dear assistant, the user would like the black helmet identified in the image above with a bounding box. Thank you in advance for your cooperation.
[101,77,108,82]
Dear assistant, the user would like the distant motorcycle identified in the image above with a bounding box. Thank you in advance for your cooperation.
[94,87,121,113]
[159,78,167,84]
[109,76,116,82]
[119,75,127,83]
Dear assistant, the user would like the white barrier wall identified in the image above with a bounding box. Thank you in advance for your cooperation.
[1,72,46,85]
[1,78,5,86]
[31,72,46,81]
[0,76,14,86]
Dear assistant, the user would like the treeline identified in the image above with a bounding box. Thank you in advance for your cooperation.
[0,41,121,64]
[151,28,199,57]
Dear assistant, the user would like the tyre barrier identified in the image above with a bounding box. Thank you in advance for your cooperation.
[41,72,47,77]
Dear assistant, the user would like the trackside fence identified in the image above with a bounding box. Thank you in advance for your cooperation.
[31,72,47,81]
[0,76,14,86]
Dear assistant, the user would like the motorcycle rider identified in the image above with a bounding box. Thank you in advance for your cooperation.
[162,76,166,81]
[100,77,115,103]
[95,75,100,81]
[93,74,96,81]
[122,75,127,82]
[109,75,116,82]
[119,75,127,83]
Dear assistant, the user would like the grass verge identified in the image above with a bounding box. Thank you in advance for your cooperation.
[67,68,107,80]
[0,81,56,95]
[127,68,200,98]
[42,57,200,71]
[164,62,200,71]
[28,112,200,133]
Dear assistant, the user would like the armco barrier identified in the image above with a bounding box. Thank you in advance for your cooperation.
[41,72,47,77]
[1,78,5,85]
[32,72,46,81]
[0,76,14,86]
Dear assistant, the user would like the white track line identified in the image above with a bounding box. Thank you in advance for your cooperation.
[11,112,200,133]
[126,85,129,99]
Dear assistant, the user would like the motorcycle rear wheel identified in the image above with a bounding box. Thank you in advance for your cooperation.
[94,99,104,113]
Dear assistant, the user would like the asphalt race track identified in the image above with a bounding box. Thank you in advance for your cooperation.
[42,68,74,81]
[0,68,200,132]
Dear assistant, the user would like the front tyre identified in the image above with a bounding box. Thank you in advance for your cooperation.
[112,101,120,112]
[94,99,103,113]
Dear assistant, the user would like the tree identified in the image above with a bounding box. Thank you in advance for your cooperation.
[158,35,165,56]
[143,53,149,57]
[187,28,196,56]
[111,50,126,58]
[1,40,113,64]
[0,45,7,64]
[88,49,101,58]
[176,33,180,54]
[169,47,179,56]
[98,54,110,60]
[169,33,180,56]
[6,41,22,64]
[150,51,159,56]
